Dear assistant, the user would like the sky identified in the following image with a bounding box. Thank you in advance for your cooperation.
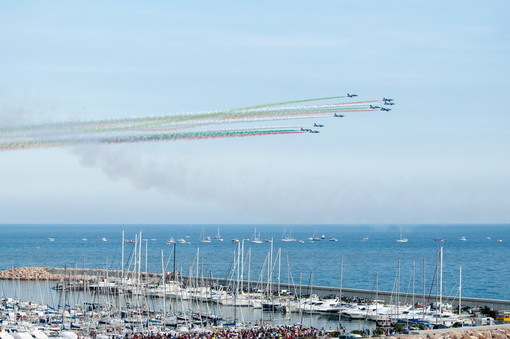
[0,1,509,224]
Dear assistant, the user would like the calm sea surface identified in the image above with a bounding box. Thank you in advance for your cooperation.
[0,224,508,300]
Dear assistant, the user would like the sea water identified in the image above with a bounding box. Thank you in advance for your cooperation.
[0,224,508,300]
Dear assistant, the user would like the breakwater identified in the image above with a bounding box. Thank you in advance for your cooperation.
[1,267,509,311]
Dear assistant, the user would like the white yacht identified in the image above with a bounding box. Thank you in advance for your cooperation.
[396,227,408,243]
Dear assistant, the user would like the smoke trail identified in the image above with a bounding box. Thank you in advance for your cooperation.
[0,96,387,152]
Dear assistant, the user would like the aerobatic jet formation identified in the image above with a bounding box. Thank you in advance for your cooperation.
[0,93,395,150]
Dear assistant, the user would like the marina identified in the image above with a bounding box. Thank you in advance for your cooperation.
[0,224,508,337]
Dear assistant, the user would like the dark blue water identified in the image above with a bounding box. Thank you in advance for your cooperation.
[0,224,508,300]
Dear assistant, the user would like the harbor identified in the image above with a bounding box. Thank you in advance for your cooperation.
[0,225,509,337]
[0,264,509,338]
[2,267,509,311]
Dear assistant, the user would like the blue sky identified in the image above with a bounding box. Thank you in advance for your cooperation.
[0,1,509,224]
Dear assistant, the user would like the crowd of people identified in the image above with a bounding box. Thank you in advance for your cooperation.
[119,325,330,338]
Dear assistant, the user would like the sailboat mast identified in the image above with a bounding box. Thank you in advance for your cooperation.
[173,243,176,277]
[240,239,244,292]
[162,249,166,319]
[247,247,251,293]
[121,230,125,280]
[459,264,462,316]
[412,260,416,309]
[439,247,443,314]
[338,259,344,326]
[395,258,401,320]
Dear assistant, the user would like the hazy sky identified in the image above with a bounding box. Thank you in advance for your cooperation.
[1,1,509,224]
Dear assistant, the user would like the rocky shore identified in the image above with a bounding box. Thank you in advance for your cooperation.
[0,267,61,280]
[0,266,163,281]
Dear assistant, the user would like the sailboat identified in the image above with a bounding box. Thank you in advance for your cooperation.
[214,228,224,241]
[199,230,211,243]
[251,228,263,244]
[396,227,408,243]
[281,228,296,242]
[433,232,444,242]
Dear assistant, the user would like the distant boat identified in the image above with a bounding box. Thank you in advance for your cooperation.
[214,228,224,241]
[251,228,263,244]
[433,232,444,242]
[308,232,321,241]
[101,237,107,242]
[82,238,88,241]
[281,228,296,242]
[298,240,305,243]
[200,236,212,243]
[265,238,273,243]
[199,228,212,243]
[166,237,175,244]
[459,236,467,241]
[362,237,369,242]
[486,237,492,240]
[177,239,187,244]
[496,239,503,242]
[231,238,240,244]
[125,239,135,243]
[48,237,55,242]
[329,238,338,242]
[321,234,326,239]
[396,227,408,243]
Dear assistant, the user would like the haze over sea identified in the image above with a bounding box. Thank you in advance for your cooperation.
[0,224,508,300]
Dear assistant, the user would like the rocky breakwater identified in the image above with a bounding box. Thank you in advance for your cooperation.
[388,325,510,339]
[0,267,61,280]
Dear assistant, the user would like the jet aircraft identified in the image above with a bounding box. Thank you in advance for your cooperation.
[380,107,391,111]
[300,127,312,132]
[347,93,358,98]
[310,130,320,133]
[314,123,324,127]
[382,97,394,102]
[384,101,395,105]
[370,105,380,109]
[334,113,345,117]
